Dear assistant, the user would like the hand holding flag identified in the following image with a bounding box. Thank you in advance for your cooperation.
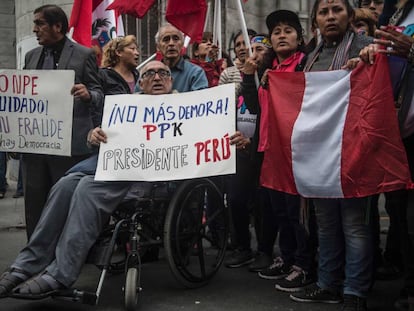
[261,55,412,198]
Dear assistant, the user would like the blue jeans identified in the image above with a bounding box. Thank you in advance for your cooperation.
[0,152,6,192]
[314,197,373,298]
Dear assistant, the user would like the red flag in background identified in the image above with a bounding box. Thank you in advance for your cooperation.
[106,0,156,18]
[69,0,92,47]
[166,0,207,42]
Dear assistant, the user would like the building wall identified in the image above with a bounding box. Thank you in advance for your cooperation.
[14,0,73,69]
[223,0,312,58]
[6,0,319,68]
[0,0,16,69]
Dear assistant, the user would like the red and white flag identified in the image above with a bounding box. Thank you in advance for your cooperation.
[261,55,412,198]
[106,0,155,18]
[166,0,207,42]
[69,0,124,52]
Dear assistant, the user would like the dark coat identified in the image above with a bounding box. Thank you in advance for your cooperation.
[24,37,104,155]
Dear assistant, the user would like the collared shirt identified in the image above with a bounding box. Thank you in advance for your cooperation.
[169,57,208,92]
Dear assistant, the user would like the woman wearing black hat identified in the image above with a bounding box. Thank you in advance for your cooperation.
[241,10,316,293]
[289,1,373,310]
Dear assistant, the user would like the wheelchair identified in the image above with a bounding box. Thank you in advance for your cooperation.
[54,177,229,311]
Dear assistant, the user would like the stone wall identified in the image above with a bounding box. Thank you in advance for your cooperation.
[223,0,312,58]
[0,0,16,69]
[14,0,73,68]
[4,0,319,68]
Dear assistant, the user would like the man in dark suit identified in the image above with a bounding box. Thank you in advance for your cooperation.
[22,4,104,238]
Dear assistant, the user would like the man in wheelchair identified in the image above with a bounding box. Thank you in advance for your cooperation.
[0,60,174,300]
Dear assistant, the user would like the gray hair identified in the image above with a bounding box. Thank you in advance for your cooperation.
[154,23,184,44]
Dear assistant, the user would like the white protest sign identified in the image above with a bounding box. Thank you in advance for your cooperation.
[0,70,74,156]
[95,84,236,181]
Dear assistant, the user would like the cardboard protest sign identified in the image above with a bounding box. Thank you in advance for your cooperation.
[95,84,236,181]
[0,70,74,156]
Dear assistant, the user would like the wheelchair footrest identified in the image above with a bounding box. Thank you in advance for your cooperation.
[53,289,98,305]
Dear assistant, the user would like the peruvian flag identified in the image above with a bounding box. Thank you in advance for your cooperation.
[166,0,207,42]
[261,55,412,198]
[69,0,124,48]
[106,0,155,18]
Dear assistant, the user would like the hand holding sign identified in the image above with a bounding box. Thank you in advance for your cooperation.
[95,84,236,181]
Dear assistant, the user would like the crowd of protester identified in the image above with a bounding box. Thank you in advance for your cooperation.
[1,1,414,311]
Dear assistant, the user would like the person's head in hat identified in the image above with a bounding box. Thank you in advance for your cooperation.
[265,10,305,64]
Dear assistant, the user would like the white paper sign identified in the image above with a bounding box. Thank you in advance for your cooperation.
[95,84,236,181]
[0,70,74,156]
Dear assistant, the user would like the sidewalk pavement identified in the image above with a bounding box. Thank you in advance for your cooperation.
[0,180,26,231]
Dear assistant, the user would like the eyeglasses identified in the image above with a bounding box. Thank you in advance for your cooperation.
[141,69,171,80]
[361,0,384,6]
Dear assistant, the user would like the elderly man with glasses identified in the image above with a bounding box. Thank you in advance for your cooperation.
[0,61,173,300]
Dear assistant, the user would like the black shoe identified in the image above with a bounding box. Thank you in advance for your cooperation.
[225,249,254,268]
[394,297,409,311]
[394,296,414,311]
[342,294,367,311]
[290,283,342,303]
[258,257,291,280]
[248,252,272,272]
[274,266,314,292]
[375,262,402,281]
[12,192,24,199]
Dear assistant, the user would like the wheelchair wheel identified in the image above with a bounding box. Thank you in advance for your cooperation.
[125,267,140,311]
[164,178,228,288]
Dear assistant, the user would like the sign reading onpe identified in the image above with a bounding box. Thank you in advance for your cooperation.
[0,70,74,156]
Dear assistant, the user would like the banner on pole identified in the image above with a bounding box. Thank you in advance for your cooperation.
[95,84,236,181]
[0,70,74,156]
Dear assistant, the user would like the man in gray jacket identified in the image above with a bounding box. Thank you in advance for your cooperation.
[22,4,104,239]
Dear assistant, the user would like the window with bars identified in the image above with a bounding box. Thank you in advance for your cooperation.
[121,3,161,63]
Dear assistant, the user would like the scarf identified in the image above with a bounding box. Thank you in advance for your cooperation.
[304,30,355,71]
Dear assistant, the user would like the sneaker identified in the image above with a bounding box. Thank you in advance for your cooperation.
[225,249,254,268]
[394,297,409,311]
[289,283,342,303]
[375,261,402,281]
[248,252,273,272]
[342,294,367,311]
[258,257,291,280]
[12,192,24,199]
[274,265,314,292]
